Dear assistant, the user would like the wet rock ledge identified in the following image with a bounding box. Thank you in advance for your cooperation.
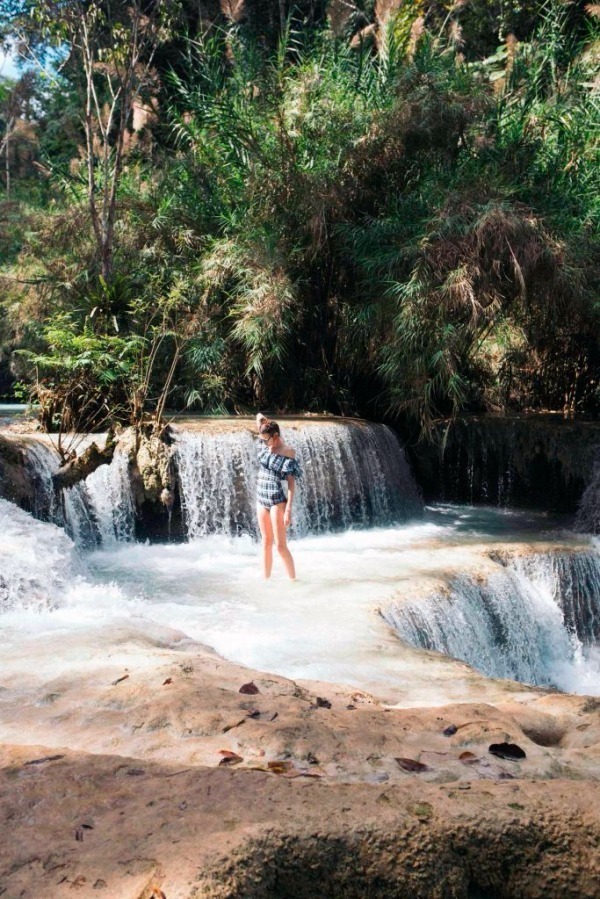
[410,415,600,513]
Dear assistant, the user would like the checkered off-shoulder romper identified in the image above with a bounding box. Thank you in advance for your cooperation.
[256,447,302,509]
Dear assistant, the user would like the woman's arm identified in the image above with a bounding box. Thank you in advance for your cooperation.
[284,476,295,527]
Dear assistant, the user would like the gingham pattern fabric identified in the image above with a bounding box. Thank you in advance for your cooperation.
[256,447,302,509]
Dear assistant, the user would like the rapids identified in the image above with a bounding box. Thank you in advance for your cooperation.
[2,417,600,703]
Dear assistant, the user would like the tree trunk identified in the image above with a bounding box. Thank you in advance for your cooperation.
[52,430,117,490]
[5,128,10,199]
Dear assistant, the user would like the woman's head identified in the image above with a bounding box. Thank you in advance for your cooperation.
[259,421,280,444]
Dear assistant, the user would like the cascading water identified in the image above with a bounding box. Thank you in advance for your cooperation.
[84,449,136,545]
[382,547,600,691]
[22,437,135,547]
[5,417,600,700]
[174,421,422,539]
[501,550,600,645]
[0,496,81,612]
[576,457,600,534]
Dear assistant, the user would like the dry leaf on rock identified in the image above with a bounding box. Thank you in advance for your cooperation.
[222,718,246,733]
[459,751,479,765]
[24,754,64,767]
[218,750,243,766]
[239,681,260,695]
[395,757,430,773]
[489,742,526,760]
[267,760,295,774]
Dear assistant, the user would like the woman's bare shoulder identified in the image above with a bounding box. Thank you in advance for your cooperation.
[278,443,296,459]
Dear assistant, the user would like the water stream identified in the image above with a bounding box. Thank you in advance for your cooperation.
[2,419,600,703]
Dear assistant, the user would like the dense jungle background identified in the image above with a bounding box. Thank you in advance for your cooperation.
[0,0,598,442]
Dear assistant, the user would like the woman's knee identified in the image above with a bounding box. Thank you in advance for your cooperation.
[274,538,288,555]
[262,534,274,548]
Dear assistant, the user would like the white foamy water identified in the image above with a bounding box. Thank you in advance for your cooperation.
[174,422,422,539]
[22,437,135,546]
[2,498,600,702]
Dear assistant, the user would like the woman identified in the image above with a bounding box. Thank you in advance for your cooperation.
[256,420,301,580]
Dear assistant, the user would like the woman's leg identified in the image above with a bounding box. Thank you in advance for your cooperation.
[271,503,296,580]
[257,504,274,579]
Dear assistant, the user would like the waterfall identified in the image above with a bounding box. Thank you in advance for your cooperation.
[174,421,422,539]
[413,417,597,513]
[575,455,600,534]
[17,419,421,545]
[84,449,136,545]
[0,496,80,612]
[22,438,135,547]
[381,547,600,689]
[501,550,600,645]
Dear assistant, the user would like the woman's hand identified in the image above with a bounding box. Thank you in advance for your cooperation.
[284,505,292,528]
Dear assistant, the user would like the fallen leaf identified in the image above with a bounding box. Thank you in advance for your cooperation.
[443,724,458,736]
[267,760,294,774]
[126,768,146,776]
[75,827,84,842]
[239,681,260,695]
[459,751,479,765]
[218,751,243,766]
[111,674,129,686]
[489,742,526,760]
[222,718,246,733]
[246,709,261,719]
[316,697,332,709]
[395,757,430,773]
[24,754,64,767]
[163,678,173,686]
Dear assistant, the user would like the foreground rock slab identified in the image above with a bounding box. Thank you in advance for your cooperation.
[1,633,600,897]
[1,744,600,899]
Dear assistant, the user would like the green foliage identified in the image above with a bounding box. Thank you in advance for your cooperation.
[16,313,141,436]
[0,0,599,433]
